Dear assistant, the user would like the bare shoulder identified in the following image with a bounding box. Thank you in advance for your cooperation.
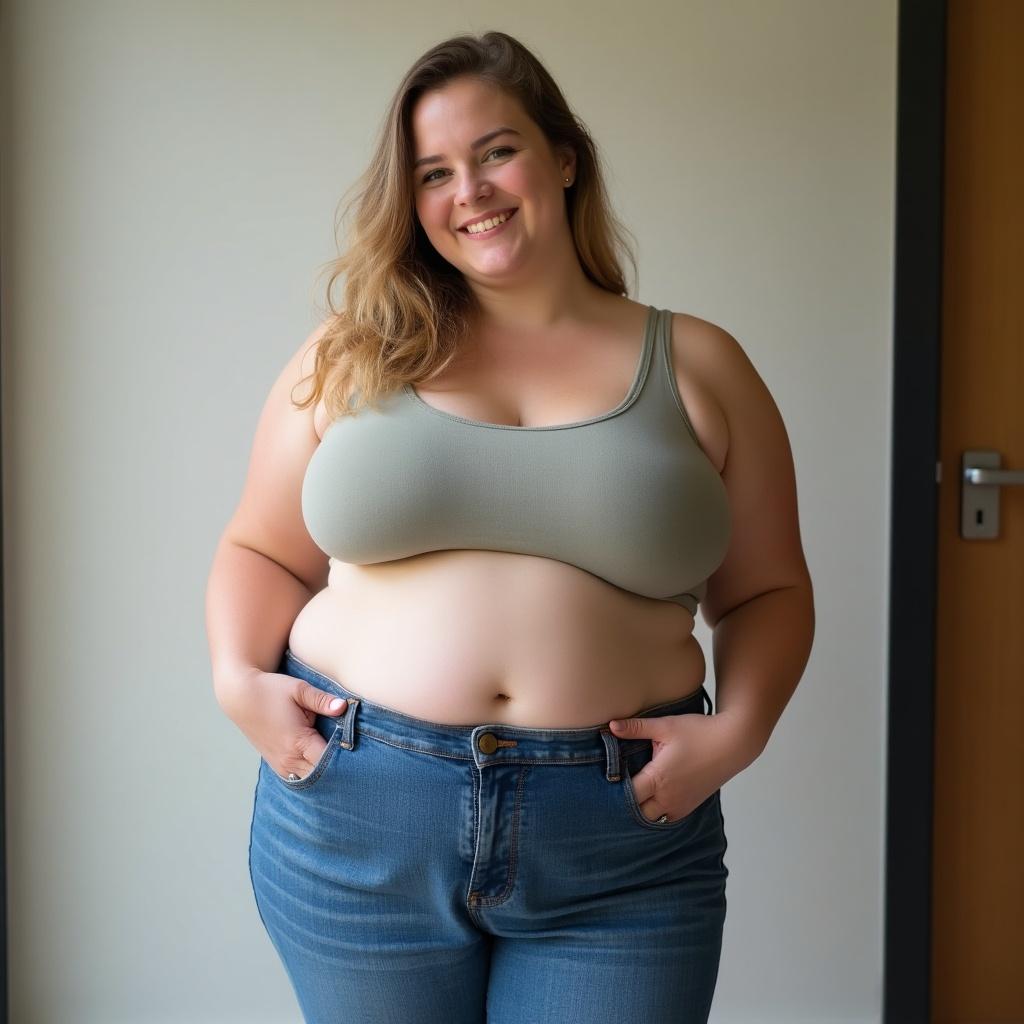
[292,320,335,442]
[666,311,734,473]
[669,310,756,399]
[668,312,812,622]
[669,311,794,466]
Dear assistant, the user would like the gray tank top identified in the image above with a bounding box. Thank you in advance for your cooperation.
[302,305,731,616]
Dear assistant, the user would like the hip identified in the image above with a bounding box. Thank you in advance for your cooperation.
[249,649,729,1020]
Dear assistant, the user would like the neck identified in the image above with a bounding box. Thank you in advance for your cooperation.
[464,241,615,334]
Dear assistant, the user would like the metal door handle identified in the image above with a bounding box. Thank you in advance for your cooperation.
[963,466,1024,486]
[960,449,1022,539]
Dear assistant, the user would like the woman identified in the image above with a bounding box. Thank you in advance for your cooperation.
[206,30,814,1024]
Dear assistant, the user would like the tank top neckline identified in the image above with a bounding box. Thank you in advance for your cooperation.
[401,304,658,433]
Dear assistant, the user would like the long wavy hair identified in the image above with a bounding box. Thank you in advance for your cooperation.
[294,30,639,421]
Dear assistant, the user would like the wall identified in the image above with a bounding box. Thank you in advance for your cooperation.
[0,1,897,1020]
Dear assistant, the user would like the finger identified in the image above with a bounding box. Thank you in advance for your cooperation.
[282,765,312,783]
[639,800,671,823]
[293,681,348,716]
[632,770,673,820]
[297,732,328,768]
[280,763,308,782]
[610,716,659,741]
[631,768,653,807]
[281,734,328,781]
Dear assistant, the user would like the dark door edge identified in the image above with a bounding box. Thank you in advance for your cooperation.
[884,1,947,1021]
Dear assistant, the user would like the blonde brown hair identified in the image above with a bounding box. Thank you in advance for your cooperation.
[294,30,639,421]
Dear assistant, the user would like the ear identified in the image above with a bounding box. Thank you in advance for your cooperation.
[555,144,576,182]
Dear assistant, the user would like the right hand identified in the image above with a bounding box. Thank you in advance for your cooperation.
[219,668,349,782]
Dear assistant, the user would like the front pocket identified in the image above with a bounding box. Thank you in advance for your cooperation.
[274,715,345,791]
[619,743,710,831]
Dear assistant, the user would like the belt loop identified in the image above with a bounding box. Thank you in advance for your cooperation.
[599,729,622,782]
[338,697,361,750]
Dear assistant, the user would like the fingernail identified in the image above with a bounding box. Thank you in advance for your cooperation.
[329,698,345,711]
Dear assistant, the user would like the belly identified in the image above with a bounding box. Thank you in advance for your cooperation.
[287,550,707,727]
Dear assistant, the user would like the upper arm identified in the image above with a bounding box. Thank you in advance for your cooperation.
[221,321,333,594]
[690,321,813,628]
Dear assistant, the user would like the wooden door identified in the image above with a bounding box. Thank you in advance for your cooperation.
[931,1,1024,1020]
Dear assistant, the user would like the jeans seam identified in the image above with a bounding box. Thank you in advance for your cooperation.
[248,767,273,939]
[467,763,484,924]
[473,765,531,908]
[357,730,476,762]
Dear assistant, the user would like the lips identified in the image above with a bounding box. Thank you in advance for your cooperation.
[458,208,518,233]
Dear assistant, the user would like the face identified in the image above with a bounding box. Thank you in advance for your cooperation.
[410,76,575,284]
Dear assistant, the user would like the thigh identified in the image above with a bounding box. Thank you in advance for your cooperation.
[248,727,491,1024]
[484,750,729,1024]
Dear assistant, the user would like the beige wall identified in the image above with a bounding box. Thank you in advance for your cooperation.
[1,1,897,1020]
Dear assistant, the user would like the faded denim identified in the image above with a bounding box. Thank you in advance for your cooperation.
[248,648,729,1023]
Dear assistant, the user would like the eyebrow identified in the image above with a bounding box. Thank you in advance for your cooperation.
[413,127,522,170]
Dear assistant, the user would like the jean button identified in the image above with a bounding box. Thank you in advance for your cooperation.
[477,732,498,754]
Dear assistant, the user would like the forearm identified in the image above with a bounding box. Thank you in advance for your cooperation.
[710,582,816,768]
[204,535,314,708]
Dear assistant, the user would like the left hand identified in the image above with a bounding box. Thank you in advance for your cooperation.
[607,711,756,823]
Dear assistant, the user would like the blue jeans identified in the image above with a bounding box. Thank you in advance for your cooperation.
[248,648,729,1023]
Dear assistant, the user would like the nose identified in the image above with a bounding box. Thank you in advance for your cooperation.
[455,168,492,207]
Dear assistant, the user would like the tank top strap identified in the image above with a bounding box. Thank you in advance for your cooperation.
[631,304,659,395]
[647,306,675,397]
[643,306,701,444]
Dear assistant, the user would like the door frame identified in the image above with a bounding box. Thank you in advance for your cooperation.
[884,0,947,1021]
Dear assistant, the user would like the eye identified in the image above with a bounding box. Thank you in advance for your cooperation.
[419,146,516,185]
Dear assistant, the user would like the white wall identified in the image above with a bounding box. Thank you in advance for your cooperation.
[1,1,897,1020]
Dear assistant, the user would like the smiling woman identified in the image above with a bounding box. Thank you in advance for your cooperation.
[206,27,814,1024]
[409,76,581,294]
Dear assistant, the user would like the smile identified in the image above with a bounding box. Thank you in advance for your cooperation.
[459,208,518,238]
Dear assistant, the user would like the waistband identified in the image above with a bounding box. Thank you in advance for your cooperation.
[279,648,712,781]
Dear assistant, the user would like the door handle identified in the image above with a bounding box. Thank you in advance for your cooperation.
[963,466,1024,486]
[961,449,1023,539]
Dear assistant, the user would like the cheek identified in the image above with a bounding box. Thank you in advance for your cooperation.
[415,198,456,245]
[506,165,563,222]
[500,163,542,199]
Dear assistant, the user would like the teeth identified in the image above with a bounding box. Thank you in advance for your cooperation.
[466,210,512,234]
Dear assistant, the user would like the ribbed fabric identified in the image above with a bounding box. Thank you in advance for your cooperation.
[302,305,731,616]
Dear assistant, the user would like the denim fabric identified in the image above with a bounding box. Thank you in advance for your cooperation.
[248,648,729,1024]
